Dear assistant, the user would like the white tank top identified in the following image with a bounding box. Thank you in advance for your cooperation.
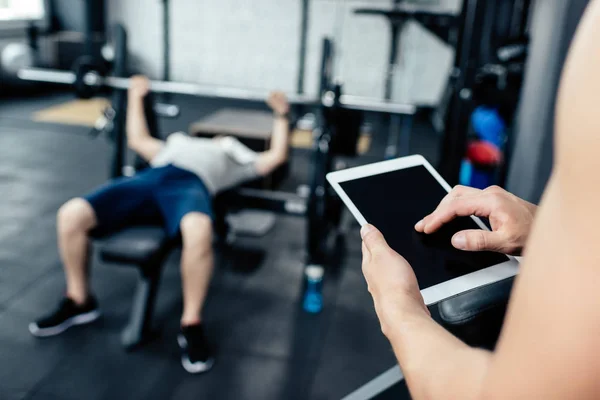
[150,132,259,194]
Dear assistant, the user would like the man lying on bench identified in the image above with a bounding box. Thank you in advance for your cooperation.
[29,76,291,374]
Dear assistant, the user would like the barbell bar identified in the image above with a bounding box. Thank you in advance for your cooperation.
[17,67,416,116]
[18,68,316,104]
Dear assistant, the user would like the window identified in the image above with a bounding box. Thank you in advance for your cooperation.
[0,0,45,21]
[0,0,46,33]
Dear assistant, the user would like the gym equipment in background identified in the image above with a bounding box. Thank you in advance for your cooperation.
[460,140,503,189]
[438,0,532,186]
[1,43,35,76]
[458,35,529,189]
[1,22,41,79]
[459,106,506,188]
[155,0,177,112]
[160,0,171,84]
[17,61,415,116]
[83,0,106,62]
[297,0,310,94]
[354,1,457,101]
[355,0,457,159]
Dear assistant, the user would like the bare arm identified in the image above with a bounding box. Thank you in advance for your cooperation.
[126,76,164,162]
[361,226,492,399]
[254,92,290,176]
[362,2,600,398]
[481,2,600,396]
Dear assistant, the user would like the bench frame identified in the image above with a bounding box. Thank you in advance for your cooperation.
[119,253,167,349]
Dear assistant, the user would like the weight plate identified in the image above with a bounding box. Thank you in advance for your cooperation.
[72,56,106,99]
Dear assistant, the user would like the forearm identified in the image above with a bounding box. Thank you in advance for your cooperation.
[269,116,290,163]
[388,309,491,400]
[126,95,151,146]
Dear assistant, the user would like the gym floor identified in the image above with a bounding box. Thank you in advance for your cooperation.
[0,92,440,400]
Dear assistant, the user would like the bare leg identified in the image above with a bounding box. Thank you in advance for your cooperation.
[179,212,214,326]
[56,198,97,305]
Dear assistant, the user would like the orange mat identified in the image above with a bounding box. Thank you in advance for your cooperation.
[33,98,111,127]
[292,129,371,154]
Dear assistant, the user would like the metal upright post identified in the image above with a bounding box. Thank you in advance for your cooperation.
[438,0,486,184]
[162,0,170,82]
[301,41,338,314]
[110,24,128,179]
[161,0,171,102]
[385,0,402,101]
[84,0,95,58]
[297,0,310,94]
[319,37,333,95]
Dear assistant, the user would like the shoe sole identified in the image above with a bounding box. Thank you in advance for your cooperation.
[177,334,215,374]
[29,310,101,338]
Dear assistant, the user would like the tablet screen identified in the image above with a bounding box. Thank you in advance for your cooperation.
[339,165,510,290]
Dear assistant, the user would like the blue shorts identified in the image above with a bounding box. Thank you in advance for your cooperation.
[84,164,213,239]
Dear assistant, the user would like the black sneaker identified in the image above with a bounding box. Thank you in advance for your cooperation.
[178,324,215,373]
[29,297,101,337]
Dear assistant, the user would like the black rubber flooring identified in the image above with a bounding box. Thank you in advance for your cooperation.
[0,92,441,400]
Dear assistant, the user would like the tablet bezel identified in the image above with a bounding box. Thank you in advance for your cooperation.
[326,154,519,306]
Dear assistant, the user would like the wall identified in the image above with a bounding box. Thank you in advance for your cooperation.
[49,0,105,32]
[107,0,461,105]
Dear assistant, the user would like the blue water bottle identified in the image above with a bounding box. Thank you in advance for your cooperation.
[303,265,324,314]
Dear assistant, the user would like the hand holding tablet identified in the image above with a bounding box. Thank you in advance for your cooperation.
[326,155,520,306]
[360,223,431,333]
[415,184,537,256]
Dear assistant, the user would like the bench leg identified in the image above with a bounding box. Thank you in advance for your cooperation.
[121,265,163,350]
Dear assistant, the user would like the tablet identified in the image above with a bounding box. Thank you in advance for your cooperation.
[326,155,519,305]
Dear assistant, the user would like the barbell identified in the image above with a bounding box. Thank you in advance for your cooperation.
[18,66,315,104]
[17,58,416,116]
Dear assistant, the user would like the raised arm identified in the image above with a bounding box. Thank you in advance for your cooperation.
[361,2,600,398]
[254,92,291,176]
[126,76,164,162]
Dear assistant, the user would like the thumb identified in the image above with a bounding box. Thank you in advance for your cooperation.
[451,230,503,252]
[361,225,390,255]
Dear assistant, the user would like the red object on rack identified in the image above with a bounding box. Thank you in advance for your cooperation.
[466,141,502,166]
